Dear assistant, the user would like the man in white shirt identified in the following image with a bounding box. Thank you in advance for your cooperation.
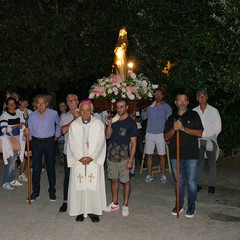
[193,90,222,194]
[59,94,80,212]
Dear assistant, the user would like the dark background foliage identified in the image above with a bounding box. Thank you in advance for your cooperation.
[0,0,239,154]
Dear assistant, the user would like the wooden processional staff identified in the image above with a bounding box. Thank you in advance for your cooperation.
[176,130,180,218]
[24,114,31,205]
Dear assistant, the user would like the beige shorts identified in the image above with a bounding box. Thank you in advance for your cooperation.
[144,132,166,155]
[107,160,129,183]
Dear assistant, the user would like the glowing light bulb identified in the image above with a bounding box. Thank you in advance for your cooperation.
[128,62,134,71]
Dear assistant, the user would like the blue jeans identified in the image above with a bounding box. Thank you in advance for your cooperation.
[171,159,198,208]
[3,153,18,184]
[31,138,56,196]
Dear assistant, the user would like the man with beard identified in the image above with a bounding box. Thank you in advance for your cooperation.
[164,93,203,218]
[141,88,172,183]
[105,98,138,217]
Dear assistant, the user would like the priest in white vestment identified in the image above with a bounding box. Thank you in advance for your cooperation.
[67,100,107,223]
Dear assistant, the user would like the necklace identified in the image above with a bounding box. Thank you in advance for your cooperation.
[82,125,89,149]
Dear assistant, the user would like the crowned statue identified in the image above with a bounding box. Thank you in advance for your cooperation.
[113,27,128,81]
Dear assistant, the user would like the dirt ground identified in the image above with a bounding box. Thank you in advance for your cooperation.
[217,155,240,170]
[0,152,239,240]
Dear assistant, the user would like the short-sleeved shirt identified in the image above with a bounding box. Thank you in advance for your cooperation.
[60,111,74,154]
[141,102,172,134]
[164,109,204,159]
[107,116,138,162]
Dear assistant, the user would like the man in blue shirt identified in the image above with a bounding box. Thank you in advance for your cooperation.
[141,88,172,183]
[25,95,60,201]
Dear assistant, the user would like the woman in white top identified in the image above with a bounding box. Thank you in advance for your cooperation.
[16,97,32,182]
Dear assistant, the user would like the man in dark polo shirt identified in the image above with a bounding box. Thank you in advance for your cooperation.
[164,93,203,218]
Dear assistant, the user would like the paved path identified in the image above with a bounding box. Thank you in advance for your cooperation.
[0,160,239,240]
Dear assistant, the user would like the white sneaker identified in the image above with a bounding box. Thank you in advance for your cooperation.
[105,202,120,212]
[19,173,28,182]
[145,175,154,183]
[160,174,168,183]
[172,206,184,216]
[3,183,14,190]
[10,179,23,186]
[122,205,129,217]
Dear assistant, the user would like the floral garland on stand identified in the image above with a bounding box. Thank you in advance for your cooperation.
[88,71,158,104]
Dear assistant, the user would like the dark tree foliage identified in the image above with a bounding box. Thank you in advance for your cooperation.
[0,0,239,154]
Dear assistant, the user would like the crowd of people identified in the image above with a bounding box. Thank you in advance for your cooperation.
[0,88,222,221]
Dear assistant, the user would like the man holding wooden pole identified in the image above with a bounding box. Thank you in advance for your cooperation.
[164,93,203,218]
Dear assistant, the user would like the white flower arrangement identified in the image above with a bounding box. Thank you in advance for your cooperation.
[89,71,158,103]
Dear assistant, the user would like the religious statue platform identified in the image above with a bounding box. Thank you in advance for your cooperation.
[93,99,152,112]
